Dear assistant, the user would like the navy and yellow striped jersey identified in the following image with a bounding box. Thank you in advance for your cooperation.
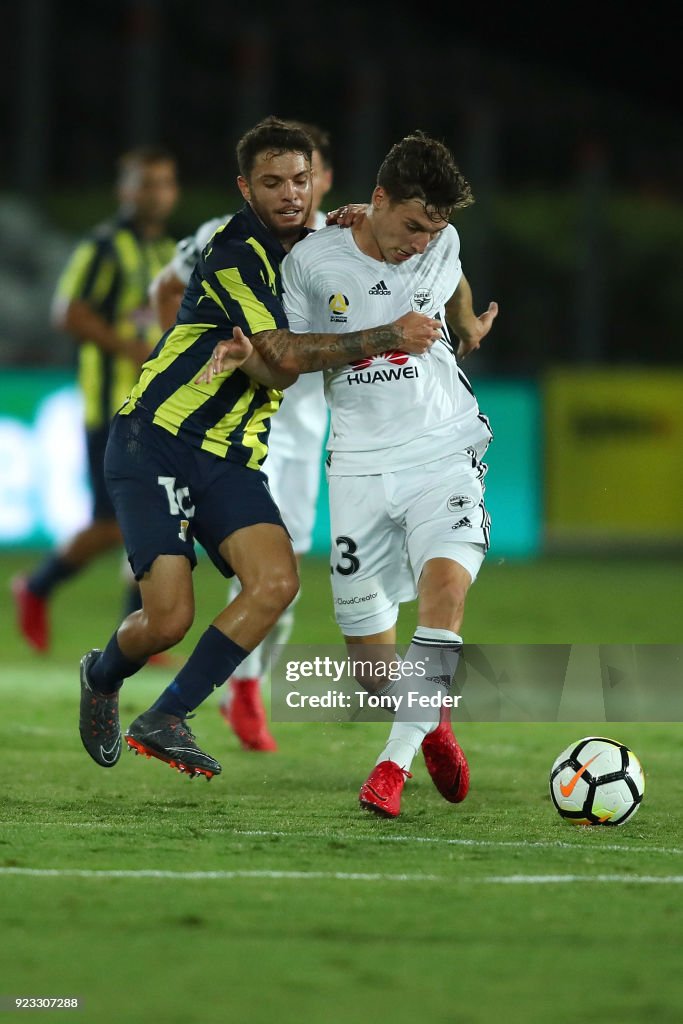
[54,215,176,430]
[119,203,303,470]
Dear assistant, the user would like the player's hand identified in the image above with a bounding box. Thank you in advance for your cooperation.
[325,203,368,227]
[393,311,443,355]
[456,301,499,360]
[194,326,253,383]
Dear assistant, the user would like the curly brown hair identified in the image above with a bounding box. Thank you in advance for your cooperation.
[377,131,474,221]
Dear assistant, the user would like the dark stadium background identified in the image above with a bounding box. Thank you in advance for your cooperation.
[1,1,680,373]
[1,0,681,557]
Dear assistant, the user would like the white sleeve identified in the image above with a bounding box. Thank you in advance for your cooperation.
[170,215,231,285]
[281,249,313,332]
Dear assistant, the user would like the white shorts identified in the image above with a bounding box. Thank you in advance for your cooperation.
[263,447,323,555]
[328,447,490,635]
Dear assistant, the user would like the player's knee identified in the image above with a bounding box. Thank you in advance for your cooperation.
[250,571,299,616]
[145,606,194,649]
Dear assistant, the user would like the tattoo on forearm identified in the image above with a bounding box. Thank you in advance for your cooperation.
[254,326,404,372]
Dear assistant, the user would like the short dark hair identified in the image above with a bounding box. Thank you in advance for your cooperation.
[377,131,474,221]
[290,121,333,170]
[236,116,314,179]
[117,145,176,183]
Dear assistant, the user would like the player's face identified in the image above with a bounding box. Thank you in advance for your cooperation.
[238,150,313,246]
[371,191,449,265]
[119,160,179,226]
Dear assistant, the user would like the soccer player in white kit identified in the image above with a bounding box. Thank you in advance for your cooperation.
[280,131,498,817]
[149,125,334,751]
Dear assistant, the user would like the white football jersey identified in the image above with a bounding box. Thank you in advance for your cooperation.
[281,224,492,474]
[170,209,328,459]
[271,209,328,457]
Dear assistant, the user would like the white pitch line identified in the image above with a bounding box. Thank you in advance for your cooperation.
[1,822,681,858]
[1,867,682,885]
[484,874,683,884]
[228,828,683,858]
[0,867,438,882]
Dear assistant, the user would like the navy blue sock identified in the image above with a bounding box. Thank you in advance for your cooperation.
[89,633,146,695]
[122,584,143,618]
[152,626,249,718]
[28,555,79,598]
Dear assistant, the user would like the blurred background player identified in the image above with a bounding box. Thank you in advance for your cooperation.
[148,123,333,751]
[12,146,180,652]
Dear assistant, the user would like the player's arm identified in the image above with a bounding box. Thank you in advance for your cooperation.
[148,262,186,332]
[445,274,499,360]
[51,297,136,356]
[51,237,149,364]
[191,329,297,388]
[252,313,440,373]
[238,343,299,389]
[199,313,441,382]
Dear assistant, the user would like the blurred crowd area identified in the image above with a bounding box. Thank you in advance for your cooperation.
[1,0,681,375]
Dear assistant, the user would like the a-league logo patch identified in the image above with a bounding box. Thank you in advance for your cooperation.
[328,293,349,323]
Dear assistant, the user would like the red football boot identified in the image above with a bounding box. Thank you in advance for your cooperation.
[359,760,412,818]
[219,678,278,752]
[422,707,470,803]
[11,576,49,652]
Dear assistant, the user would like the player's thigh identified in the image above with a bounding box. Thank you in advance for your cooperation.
[138,553,195,624]
[328,474,411,637]
[403,452,490,587]
[104,413,199,580]
[263,451,321,555]
[220,522,298,594]
[192,457,292,579]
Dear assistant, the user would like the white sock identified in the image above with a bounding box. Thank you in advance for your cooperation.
[375,627,463,771]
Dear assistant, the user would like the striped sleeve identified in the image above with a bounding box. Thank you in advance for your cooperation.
[201,243,289,336]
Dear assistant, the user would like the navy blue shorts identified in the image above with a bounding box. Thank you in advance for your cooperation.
[104,410,289,580]
[86,426,116,521]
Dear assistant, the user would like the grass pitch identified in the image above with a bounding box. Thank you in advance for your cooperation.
[1,550,682,1023]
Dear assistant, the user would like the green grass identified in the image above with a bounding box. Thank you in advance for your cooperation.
[1,551,682,1023]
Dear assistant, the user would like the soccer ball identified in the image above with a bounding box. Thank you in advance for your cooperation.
[549,736,645,826]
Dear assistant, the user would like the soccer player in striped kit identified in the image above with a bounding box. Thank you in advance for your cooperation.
[12,147,179,651]
[148,125,334,752]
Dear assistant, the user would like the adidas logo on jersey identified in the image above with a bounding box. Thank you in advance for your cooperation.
[369,280,391,295]
[451,516,473,530]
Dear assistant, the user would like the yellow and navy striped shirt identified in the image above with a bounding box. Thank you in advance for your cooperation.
[54,215,176,430]
[119,204,303,470]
